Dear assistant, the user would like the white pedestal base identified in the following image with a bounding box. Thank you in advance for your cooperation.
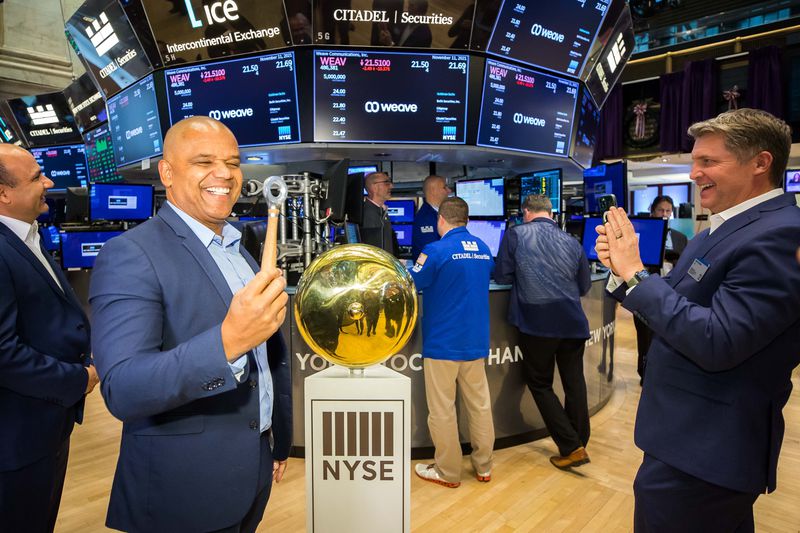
[305,364,411,533]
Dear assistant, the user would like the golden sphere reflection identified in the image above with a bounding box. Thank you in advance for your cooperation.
[293,244,418,369]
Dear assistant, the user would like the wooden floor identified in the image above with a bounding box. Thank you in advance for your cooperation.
[56,308,800,532]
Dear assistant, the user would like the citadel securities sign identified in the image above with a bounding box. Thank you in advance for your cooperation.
[140,0,290,65]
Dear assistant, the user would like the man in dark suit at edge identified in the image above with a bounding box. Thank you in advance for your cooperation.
[0,144,99,533]
[90,116,291,532]
[595,108,800,531]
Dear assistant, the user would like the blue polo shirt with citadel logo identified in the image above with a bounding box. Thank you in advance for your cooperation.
[409,225,494,361]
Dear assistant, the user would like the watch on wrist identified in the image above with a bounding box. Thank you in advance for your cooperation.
[626,269,650,288]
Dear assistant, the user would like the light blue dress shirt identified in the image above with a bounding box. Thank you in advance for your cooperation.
[167,202,273,432]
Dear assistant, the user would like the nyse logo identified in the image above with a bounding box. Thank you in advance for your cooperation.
[26,105,59,126]
[85,11,119,56]
[462,240,479,252]
[185,0,240,29]
[321,411,395,481]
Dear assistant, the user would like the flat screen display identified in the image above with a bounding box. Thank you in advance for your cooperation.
[584,6,635,108]
[661,184,690,208]
[348,165,378,175]
[65,0,153,97]
[313,0,475,49]
[164,51,300,146]
[466,219,506,257]
[30,145,89,192]
[60,230,123,269]
[90,183,153,221]
[456,178,504,217]
[7,93,82,147]
[314,50,469,143]
[40,225,61,252]
[632,185,659,215]
[477,59,579,156]
[583,161,627,213]
[571,88,599,168]
[63,73,107,133]
[84,123,123,184]
[393,223,413,246]
[582,216,667,268]
[107,74,164,167]
[385,199,416,223]
[139,0,290,66]
[519,168,561,213]
[785,169,800,193]
[487,0,611,76]
[0,106,24,146]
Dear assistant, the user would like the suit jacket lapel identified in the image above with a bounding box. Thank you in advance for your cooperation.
[0,223,71,303]
[157,205,233,307]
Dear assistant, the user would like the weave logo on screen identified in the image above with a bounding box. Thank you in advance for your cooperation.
[320,411,395,481]
[364,101,418,114]
[184,0,240,28]
[26,105,59,126]
[85,12,119,56]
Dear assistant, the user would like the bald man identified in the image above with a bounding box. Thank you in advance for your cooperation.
[90,117,291,532]
[411,175,451,261]
[0,144,98,533]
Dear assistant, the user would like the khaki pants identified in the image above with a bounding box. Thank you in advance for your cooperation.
[423,358,495,483]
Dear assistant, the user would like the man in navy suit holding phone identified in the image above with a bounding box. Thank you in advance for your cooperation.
[0,144,99,533]
[595,109,800,531]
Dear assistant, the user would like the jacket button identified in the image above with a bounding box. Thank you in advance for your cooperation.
[249,379,257,389]
[249,420,258,430]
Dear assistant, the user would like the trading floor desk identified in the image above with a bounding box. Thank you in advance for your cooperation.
[286,274,617,457]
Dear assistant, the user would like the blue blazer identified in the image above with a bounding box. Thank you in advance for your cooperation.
[0,221,89,471]
[90,205,292,533]
[613,192,800,494]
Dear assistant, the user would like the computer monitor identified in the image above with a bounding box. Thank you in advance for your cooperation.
[345,222,360,244]
[466,219,506,257]
[456,178,505,217]
[661,184,690,207]
[784,169,800,193]
[393,223,413,247]
[385,199,416,223]
[581,216,667,269]
[322,159,350,223]
[583,161,628,213]
[90,183,154,222]
[60,230,123,269]
[519,169,562,213]
[65,186,89,223]
[348,165,378,176]
[39,225,61,252]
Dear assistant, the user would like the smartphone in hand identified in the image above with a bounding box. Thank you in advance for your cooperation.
[598,194,617,223]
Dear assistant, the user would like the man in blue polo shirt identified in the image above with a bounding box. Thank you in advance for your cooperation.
[411,175,451,261]
[409,196,495,488]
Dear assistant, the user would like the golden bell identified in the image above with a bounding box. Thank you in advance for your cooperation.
[293,244,418,369]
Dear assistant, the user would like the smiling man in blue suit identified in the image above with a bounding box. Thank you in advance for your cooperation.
[90,116,291,533]
[596,109,800,532]
[0,144,99,533]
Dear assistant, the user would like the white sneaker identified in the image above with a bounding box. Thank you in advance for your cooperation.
[414,463,460,488]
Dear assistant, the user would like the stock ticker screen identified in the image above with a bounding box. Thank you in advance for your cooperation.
[107,74,163,167]
[30,144,89,192]
[487,0,611,76]
[314,50,469,143]
[519,169,561,213]
[84,123,123,184]
[164,51,300,146]
[477,59,578,156]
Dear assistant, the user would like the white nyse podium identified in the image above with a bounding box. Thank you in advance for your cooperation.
[305,364,411,533]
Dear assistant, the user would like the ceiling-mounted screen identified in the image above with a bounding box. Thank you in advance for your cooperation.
[584,5,634,108]
[0,104,25,146]
[30,145,89,192]
[106,74,164,167]
[314,50,469,143]
[7,92,82,147]
[63,73,107,133]
[312,0,476,49]
[164,51,300,146]
[84,123,123,184]
[65,0,153,97]
[519,168,562,213]
[477,59,579,156]
[570,87,600,168]
[486,0,611,76]
[138,0,290,66]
